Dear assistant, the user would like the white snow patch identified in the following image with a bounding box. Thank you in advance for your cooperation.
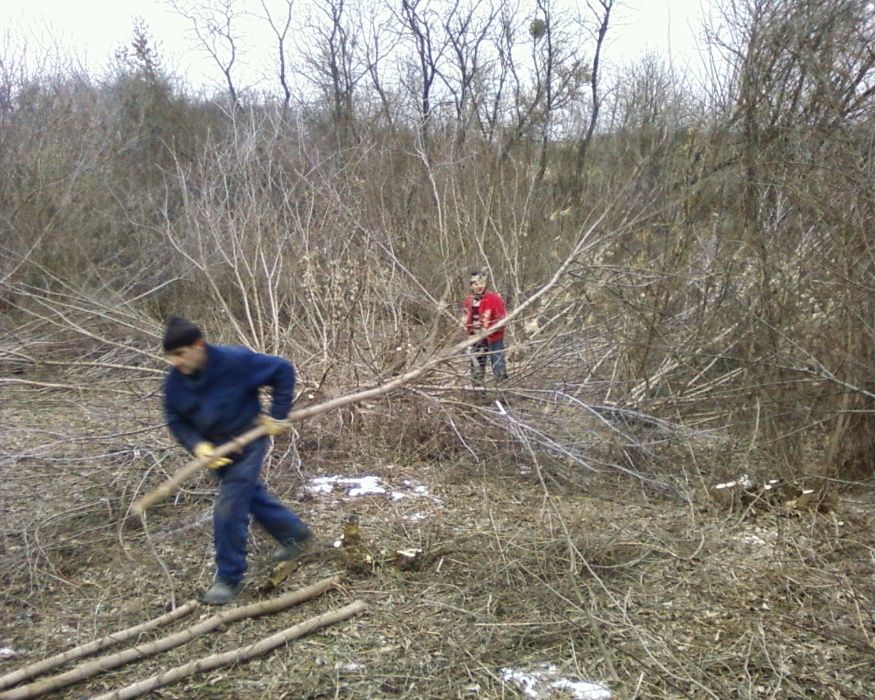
[348,476,386,497]
[305,475,386,497]
[306,475,439,503]
[550,678,612,699]
[335,661,364,673]
[500,664,611,700]
[739,533,768,547]
[306,475,341,494]
[403,480,429,495]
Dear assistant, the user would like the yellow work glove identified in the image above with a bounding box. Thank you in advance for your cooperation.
[193,442,232,469]
[258,415,285,437]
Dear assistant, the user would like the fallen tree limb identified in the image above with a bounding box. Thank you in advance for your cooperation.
[89,599,367,700]
[0,576,340,700]
[132,209,609,515]
[132,347,470,515]
[0,600,199,691]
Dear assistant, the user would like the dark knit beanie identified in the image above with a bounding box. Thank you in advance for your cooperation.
[162,317,203,352]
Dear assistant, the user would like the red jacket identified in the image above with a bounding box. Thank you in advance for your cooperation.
[463,290,506,343]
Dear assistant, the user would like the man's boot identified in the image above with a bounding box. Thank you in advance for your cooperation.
[200,578,244,605]
[271,531,313,563]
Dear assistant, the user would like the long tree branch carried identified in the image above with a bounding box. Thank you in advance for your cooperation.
[132,211,610,516]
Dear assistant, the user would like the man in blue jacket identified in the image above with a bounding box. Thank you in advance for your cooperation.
[162,317,311,605]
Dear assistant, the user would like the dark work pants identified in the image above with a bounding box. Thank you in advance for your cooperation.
[471,338,508,382]
[212,437,309,584]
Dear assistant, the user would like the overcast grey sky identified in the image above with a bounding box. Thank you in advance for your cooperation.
[3,0,712,93]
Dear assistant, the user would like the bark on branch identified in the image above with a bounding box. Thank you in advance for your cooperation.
[0,577,340,700]
[0,601,198,691]
[89,600,367,700]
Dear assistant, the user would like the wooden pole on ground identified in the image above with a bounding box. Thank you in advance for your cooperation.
[89,600,367,700]
[0,577,340,700]
[0,601,198,690]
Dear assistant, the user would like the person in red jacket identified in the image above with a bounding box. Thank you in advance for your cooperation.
[462,269,509,383]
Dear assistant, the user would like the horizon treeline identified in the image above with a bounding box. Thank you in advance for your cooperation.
[1,0,873,478]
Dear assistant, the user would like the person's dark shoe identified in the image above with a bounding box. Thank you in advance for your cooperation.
[200,578,244,605]
[271,532,313,563]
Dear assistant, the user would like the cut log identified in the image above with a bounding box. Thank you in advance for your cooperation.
[792,487,838,512]
[0,577,340,700]
[708,475,753,511]
[709,476,839,514]
[91,600,367,700]
[0,601,198,690]
[89,600,367,700]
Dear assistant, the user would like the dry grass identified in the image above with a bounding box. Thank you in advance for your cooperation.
[2,358,874,700]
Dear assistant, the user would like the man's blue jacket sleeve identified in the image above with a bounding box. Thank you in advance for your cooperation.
[248,352,296,419]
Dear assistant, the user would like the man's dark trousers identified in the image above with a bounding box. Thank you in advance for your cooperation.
[212,437,309,584]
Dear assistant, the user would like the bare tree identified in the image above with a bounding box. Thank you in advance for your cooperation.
[474,0,520,142]
[697,0,875,473]
[353,0,400,127]
[528,0,594,185]
[493,0,587,184]
[439,0,497,142]
[170,0,242,107]
[259,0,296,110]
[397,0,448,135]
[572,0,613,190]
[301,0,362,142]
